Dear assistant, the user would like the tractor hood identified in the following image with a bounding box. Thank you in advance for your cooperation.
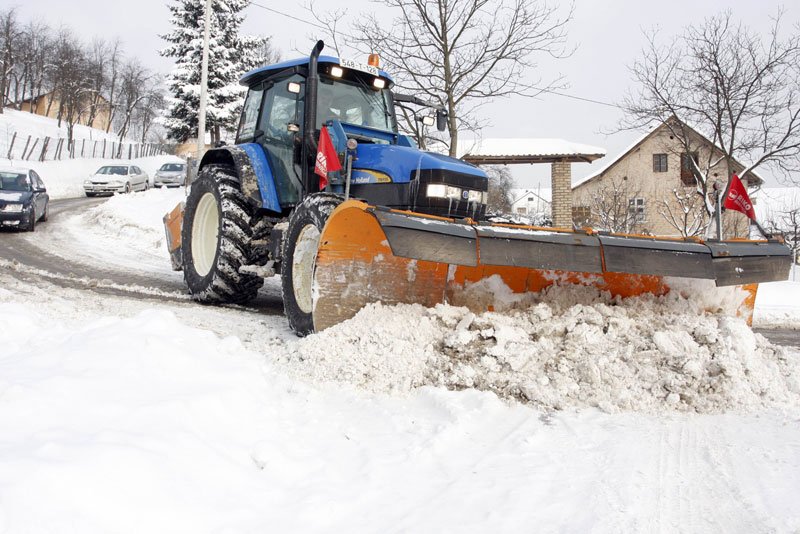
[352,144,486,185]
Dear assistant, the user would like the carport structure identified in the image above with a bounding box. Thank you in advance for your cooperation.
[460,139,605,228]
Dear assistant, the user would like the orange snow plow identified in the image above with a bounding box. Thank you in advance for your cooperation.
[311,199,790,331]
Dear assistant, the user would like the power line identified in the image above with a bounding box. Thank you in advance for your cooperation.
[247,1,623,111]
[249,1,329,33]
[529,87,622,109]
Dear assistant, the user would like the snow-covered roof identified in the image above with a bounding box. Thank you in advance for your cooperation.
[572,129,654,189]
[511,187,552,204]
[573,119,765,189]
[459,138,605,164]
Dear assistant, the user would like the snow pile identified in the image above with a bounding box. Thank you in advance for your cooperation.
[81,187,186,242]
[49,187,187,274]
[283,281,800,413]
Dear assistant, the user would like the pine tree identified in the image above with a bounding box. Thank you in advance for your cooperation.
[160,0,268,144]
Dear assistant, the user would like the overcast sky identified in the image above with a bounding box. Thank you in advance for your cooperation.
[17,0,798,187]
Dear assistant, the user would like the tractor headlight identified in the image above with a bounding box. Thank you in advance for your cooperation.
[427,184,467,200]
[426,184,446,198]
[467,190,483,203]
[373,78,386,89]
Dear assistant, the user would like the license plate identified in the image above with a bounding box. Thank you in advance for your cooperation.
[339,58,379,76]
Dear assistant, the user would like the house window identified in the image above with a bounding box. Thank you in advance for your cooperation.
[681,152,699,186]
[653,153,668,172]
[516,207,527,215]
[572,205,591,226]
[628,197,646,224]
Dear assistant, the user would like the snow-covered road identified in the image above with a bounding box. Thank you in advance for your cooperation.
[0,279,798,533]
[1,191,799,532]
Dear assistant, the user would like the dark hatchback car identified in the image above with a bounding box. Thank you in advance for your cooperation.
[0,167,49,231]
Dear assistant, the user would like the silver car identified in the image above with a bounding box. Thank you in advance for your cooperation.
[154,163,187,187]
[84,165,150,196]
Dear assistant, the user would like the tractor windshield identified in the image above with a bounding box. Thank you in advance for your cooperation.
[317,77,393,132]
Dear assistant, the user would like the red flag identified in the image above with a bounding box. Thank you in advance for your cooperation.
[314,126,341,190]
[723,174,756,220]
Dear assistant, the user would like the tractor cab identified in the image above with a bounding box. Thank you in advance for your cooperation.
[230,45,487,220]
[234,54,399,206]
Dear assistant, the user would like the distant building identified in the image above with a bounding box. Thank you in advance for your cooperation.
[17,90,112,132]
[459,138,605,228]
[572,119,762,237]
[510,188,551,217]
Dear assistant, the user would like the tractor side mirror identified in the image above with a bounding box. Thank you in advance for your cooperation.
[436,109,447,132]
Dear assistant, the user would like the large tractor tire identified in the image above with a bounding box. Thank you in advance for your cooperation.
[181,164,263,304]
[281,193,342,336]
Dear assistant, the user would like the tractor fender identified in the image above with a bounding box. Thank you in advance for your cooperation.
[199,144,281,213]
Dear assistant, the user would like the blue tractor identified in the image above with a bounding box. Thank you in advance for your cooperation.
[165,41,791,336]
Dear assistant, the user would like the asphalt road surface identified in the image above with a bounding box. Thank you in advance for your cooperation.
[1,197,798,348]
[0,196,283,311]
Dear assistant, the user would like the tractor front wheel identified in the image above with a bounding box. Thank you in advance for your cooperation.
[281,193,342,336]
[181,164,263,304]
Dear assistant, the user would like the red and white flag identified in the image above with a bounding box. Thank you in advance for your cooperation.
[314,126,341,190]
[723,174,756,220]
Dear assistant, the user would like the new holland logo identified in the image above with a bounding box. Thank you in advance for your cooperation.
[461,190,469,200]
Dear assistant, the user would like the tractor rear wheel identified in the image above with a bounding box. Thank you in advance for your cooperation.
[181,164,263,304]
[281,193,342,336]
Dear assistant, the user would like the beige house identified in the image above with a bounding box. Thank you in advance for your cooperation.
[18,90,112,132]
[572,120,762,238]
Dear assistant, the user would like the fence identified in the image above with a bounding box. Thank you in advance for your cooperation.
[2,132,169,162]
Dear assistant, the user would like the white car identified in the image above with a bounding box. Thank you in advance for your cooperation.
[84,165,150,196]
[153,162,187,187]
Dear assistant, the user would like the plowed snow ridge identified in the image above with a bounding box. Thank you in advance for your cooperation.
[280,279,800,413]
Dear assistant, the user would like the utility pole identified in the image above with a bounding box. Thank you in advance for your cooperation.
[196,0,212,164]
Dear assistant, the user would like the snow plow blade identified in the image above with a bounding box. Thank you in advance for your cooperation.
[312,200,791,332]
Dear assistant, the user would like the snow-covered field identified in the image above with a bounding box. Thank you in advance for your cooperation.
[2,189,800,532]
[0,107,184,199]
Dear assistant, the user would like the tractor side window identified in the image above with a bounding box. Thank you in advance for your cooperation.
[258,75,304,206]
[237,88,263,142]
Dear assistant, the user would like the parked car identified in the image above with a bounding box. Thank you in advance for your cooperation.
[154,162,187,187]
[0,166,49,231]
[84,165,149,196]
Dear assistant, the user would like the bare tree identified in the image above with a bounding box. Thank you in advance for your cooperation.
[104,39,123,133]
[658,188,706,237]
[623,11,800,227]
[781,206,800,265]
[10,19,52,111]
[298,1,347,57]
[484,165,514,213]
[115,59,152,145]
[50,28,92,146]
[588,178,645,233]
[0,8,20,112]
[355,0,572,156]
[134,78,166,144]
[764,196,800,265]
